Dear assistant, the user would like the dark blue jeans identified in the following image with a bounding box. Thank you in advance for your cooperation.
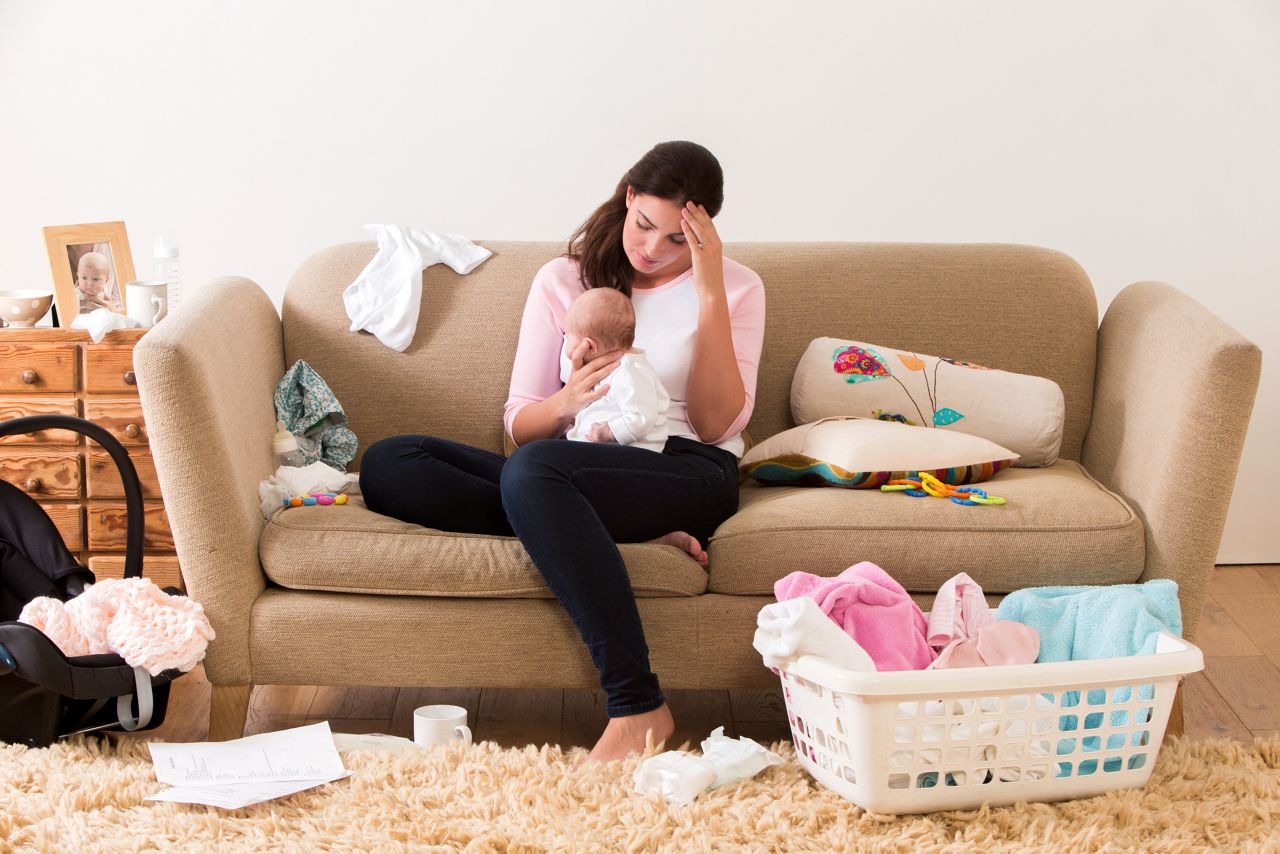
[359,435,740,717]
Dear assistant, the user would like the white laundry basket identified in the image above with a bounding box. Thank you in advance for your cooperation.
[773,632,1203,815]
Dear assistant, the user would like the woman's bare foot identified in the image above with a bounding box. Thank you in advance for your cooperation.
[587,703,676,762]
[646,531,707,566]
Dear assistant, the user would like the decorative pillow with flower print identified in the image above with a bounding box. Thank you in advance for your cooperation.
[790,337,1064,467]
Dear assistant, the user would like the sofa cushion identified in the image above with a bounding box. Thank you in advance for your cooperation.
[259,500,708,598]
[707,460,1143,596]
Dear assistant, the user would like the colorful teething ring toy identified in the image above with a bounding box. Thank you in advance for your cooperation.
[879,475,1007,506]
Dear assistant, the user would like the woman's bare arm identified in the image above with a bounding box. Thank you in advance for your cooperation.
[680,201,745,442]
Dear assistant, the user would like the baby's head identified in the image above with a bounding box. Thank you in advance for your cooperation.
[564,287,636,358]
[75,252,112,297]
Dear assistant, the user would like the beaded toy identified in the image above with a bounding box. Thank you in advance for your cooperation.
[283,492,350,508]
[879,472,1007,506]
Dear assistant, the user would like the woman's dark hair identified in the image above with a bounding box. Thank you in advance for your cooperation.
[566,141,723,297]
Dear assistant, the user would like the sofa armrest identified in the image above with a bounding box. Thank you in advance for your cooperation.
[1082,281,1261,641]
[135,276,285,685]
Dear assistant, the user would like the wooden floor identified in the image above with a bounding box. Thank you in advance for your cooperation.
[118,565,1280,749]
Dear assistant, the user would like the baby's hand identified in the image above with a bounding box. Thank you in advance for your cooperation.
[587,422,616,444]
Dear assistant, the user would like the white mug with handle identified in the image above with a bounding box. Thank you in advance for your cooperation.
[125,280,168,327]
[413,704,472,747]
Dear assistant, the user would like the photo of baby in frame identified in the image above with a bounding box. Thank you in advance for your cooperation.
[42,221,136,326]
[67,242,123,313]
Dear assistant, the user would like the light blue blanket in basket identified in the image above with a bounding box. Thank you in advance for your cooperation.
[995,579,1182,662]
[996,580,1182,776]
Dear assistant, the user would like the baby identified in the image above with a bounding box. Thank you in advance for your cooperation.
[75,251,118,312]
[563,287,670,452]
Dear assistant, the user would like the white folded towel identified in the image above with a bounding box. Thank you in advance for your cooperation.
[342,224,492,352]
[752,596,876,673]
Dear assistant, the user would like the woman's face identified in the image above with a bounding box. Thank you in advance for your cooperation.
[623,187,691,278]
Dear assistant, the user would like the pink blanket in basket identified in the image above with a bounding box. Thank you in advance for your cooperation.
[774,561,936,671]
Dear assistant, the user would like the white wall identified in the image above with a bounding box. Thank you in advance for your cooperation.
[1,0,1275,561]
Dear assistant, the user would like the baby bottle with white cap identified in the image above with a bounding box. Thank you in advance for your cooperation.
[154,232,181,310]
[273,420,306,468]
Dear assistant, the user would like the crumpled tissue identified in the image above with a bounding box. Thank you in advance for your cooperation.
[71,308,142,343]
[258,461,361,520]
[633,726,784,806]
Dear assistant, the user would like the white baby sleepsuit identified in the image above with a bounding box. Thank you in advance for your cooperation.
[565,350,670,452]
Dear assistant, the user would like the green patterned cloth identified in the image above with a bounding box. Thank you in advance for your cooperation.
[274,360,358,471]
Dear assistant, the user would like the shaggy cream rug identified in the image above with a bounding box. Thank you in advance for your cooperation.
[1,735,1277,852]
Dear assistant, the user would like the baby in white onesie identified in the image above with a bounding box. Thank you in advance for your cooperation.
[563,287,670,452]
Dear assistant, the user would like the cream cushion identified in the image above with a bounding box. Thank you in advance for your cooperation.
[739,416,1019,488]
[259,500,708,598]
[791,337,1066,466]
[709,460,1144,596]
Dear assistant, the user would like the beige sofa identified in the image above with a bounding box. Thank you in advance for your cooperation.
[134,242,1261,740]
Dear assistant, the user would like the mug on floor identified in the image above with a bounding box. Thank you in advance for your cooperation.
[413,704,472,747]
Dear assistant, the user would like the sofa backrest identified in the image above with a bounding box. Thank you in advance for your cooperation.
[282,241,1097,467]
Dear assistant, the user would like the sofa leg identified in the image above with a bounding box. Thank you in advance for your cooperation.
[1166,683,1185,738]
[209,683,253,741]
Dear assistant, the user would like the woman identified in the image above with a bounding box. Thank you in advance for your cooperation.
[360,141,766,761]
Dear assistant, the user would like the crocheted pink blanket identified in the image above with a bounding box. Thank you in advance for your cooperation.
[19,577,215,676]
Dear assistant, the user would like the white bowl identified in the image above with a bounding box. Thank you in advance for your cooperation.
[0,290,54,328]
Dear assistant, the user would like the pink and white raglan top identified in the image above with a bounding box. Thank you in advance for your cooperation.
[504,255,766,457]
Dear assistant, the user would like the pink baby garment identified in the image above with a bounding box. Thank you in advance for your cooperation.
[774,561,935,671]
[926,571,994,648]
[927,621,1040,670]
[925,571,1039,670]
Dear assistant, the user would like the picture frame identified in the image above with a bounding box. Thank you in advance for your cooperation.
[42,221,136,326]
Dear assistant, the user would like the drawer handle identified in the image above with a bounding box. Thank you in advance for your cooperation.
[124,370,137,386]
[23,477,41,493]
[124,423,141,439]
[21,369,39,385]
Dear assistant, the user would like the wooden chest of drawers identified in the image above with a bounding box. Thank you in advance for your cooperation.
[0,328,182,590]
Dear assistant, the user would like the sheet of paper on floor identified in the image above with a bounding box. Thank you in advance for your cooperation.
[146,721,349,808]
[145,775,352,810]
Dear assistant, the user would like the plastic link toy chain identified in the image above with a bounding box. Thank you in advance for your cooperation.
[283,492,350,508]
[880,472,1007,506]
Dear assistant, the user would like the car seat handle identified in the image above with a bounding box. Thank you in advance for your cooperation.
[0,415,145,579]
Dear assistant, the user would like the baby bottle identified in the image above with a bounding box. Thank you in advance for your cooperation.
[273,420,306,468]
[154,233,181,310]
